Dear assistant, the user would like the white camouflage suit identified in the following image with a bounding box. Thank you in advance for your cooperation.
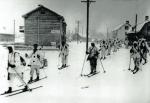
[101,43,106,59]
[8,52,25,87]
[28,50,41,78]
[60,44,69,66]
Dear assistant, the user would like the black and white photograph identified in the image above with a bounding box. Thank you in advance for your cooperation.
[0,0,150,103]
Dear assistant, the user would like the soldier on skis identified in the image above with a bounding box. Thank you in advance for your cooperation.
[124,38,129,49]
[26,44,42,83]
[86,42,99,74]
[139,39,149,65]
[101,40,106,60]
[113,39,117,52]
[130,41,141,74]
[59,41,69,69]
[5,46,28,93]
[107,40,112,55]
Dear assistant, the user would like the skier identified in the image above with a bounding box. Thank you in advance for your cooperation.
[59,41,69,69]
[98,41,102,59]
[130,41,141,74]
[107,39,112,55]
[5,46,28,93]
[139,39,149,65]
[105,41,109,56]
[113,39,117,52]
[26,44,42,83]
[86,42,99,74]
[101,40,106,60]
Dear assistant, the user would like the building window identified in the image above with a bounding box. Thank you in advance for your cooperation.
[125,26,129,30]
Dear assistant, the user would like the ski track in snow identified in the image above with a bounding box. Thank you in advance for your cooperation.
[0,42,150,103]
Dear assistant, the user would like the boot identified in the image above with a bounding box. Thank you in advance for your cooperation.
[133,67,138,74]
[35,76,39,81]
[28,77,33,83]
[143,59,147,65]
[5,87,12,93]
[93,67,96,73]
[61,65,64,68]
[22,85,28,92]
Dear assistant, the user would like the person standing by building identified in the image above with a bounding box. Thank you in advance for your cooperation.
[26,44,41,83]
[5,46,28,93]
[59,41,69,69]
[86,43,99,74]
[124,38,129,49]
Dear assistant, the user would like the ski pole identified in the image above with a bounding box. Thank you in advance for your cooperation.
[41,67,48,78]
[39,46,48,78]
[99,58,106,73]
[80,53,87,76]
[11,66,31,91]
[128,54,131,70]
[57,52,61,68]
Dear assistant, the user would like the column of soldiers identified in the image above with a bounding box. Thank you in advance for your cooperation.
[129,38,149,74]
[87,38,123,75]
[3,42,68,94]
[99,38,122,60]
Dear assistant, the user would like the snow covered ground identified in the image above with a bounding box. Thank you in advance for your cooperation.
[0,42,150,103]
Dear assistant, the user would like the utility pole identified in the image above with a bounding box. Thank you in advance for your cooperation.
[107,27,108,40]
[135,14,137,34]
[81,0,96,52]
[77,20,80,44]
[135,0,138,38]
[13,20,16,44]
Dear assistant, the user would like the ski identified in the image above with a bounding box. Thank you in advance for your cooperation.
[0,88,25,96]
[82,71,100,77]
[6,86,43,97]
[58,65,70,70]
[19,76,47,87]
[87,71,100,77]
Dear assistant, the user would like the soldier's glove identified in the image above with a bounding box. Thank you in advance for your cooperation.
[86,51,89,54]
[28,64,31,67]
[25,53,28,58]
[37,55,40,59]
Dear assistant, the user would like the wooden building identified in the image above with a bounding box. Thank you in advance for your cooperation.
[22,5,67,46]
[0,33,15,43]
[127,16,150,45]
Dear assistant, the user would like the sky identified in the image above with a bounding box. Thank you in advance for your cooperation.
[0,0,150,37]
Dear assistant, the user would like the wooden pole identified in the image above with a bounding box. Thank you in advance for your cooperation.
[14,20,15,44]
[81,0,96,52]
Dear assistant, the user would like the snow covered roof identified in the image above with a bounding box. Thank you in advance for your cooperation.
[128,20,150,33]
[113,23,131,32]
[22,5,64,20]
[136,21,149,32]
[113,24,125,31]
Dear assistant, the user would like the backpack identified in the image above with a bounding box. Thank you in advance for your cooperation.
[14,52,26,66]
[20,56,26,66]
